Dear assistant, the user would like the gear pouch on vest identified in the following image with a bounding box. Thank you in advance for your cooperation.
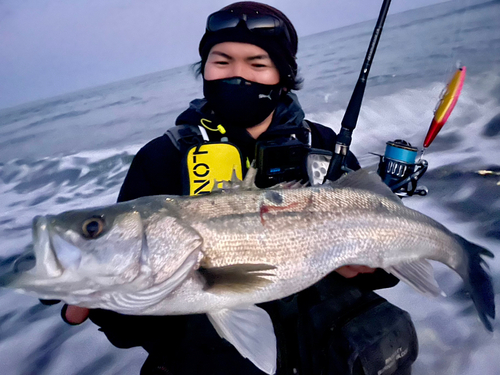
[298,287,418,375]
[182,143,244,196]
[341,299,418,375]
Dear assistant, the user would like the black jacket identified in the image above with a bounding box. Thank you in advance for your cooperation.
[89,94,399,375]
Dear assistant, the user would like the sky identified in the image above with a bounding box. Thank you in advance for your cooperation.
[0,0,449,110]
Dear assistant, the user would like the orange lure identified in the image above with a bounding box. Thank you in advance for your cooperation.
[423,67,466,148]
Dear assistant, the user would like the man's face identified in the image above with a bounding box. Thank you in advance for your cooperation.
[204,42,280,85]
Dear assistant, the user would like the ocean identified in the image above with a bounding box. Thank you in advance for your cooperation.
[0,0,499,374]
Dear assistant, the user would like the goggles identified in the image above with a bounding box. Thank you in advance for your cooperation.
[206,10,291,45]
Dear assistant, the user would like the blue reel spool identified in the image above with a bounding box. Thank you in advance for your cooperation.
[384,141,418,165]
[379,140,418,189]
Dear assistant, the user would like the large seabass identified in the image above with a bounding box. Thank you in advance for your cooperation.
[0,169,495,375]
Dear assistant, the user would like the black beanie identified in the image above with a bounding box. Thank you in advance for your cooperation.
[199,1,298,89]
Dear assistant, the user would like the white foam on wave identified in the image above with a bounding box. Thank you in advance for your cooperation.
[307,82,440,155]
[307,74,500,171]
[0,144,145,257]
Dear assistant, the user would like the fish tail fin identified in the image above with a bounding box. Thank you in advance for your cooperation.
[455,234,495,331]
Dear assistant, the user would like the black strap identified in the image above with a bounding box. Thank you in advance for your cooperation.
[165,125,204,155]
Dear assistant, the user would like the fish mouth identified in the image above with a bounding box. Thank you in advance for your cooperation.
[31,215,82,278]
[3,216,83,289]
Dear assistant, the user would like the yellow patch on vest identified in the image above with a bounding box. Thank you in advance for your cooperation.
[186,143,243,196]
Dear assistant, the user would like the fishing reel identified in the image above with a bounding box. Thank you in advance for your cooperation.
[376,140,428,197]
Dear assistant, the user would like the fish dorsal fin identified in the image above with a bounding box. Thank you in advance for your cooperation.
[212,166,258,193]
[208,306,277,375]
[242,164,258,190]
[387,259,444,297]
[329,169,402,205]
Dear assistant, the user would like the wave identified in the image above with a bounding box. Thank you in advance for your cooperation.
[0,146,142,257]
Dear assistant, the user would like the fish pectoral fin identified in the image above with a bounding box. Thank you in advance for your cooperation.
[387,259,443,297]
[198,263,275,293]
[329,168,403,205]
[207,306,277,375]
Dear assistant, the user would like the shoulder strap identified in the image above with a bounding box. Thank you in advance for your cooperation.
[302,120,313,146]
[165,125,206,154]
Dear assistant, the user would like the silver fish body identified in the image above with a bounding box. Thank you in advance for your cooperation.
[137,185,458,315]
[1,169,495,374]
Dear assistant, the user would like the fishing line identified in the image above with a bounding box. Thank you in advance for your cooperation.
[420,0,469,161]
[442,0,468,82]
[432,0,468,113]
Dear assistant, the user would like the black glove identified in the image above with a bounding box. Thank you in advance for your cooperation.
[39,299,61,306]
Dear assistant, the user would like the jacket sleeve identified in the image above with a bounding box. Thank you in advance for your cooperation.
[117,148,156,202]
[347,268,400,290]
[117,135,183,202]
[89,309,187,352]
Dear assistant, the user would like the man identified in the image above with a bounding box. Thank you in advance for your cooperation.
[62,2,416,374]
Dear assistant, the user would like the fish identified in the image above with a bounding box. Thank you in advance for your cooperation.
[0,169,495,374]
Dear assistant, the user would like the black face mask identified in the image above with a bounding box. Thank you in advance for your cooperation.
[203,77,282,128]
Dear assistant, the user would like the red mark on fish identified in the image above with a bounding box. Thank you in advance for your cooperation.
[260,202,301,225]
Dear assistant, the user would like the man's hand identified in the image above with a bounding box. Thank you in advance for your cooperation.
[335,265,376,278]
[61,305,90,325]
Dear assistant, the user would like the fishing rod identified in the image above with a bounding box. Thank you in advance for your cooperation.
[325,0,392,182]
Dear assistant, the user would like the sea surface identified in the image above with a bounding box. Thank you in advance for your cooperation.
[1,0,499,374]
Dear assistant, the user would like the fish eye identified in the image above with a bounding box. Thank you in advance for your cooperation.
[81,216,105,239]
